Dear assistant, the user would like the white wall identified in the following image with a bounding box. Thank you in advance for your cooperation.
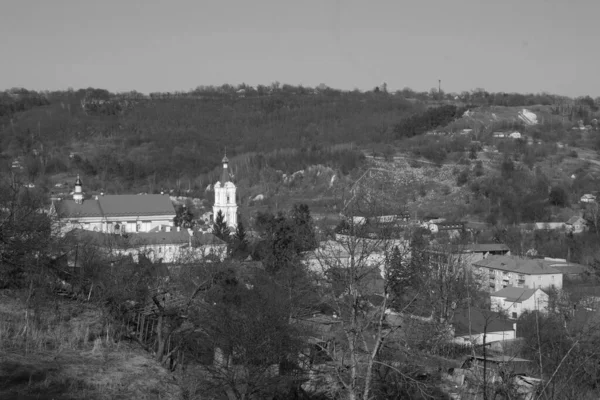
[454,330,516,345]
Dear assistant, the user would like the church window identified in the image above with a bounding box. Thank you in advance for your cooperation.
[227,195,230,203]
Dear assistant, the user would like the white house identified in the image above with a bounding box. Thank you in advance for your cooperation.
[52,176,176,235]
[213,155,238,229]
[566,216,587,233]
[490,287,549,319]
[580,194,596,203]
[509,131,522,139]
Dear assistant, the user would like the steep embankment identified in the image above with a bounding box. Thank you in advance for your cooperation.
[0,292,180,400]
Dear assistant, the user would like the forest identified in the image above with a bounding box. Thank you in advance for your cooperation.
[1,84,597,199]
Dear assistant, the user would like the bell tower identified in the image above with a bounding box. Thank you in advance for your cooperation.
[213,154,237,229]
[73,175,84,204]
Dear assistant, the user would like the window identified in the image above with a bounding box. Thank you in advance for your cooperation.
[513,304,517,308]
[512,312,517,319]
[227,195,230,203]
[551,275,555,281]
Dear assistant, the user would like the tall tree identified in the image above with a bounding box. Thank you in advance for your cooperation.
[231,217,249,260]
[212,210,231,242]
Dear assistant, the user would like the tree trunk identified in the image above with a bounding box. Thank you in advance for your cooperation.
[155,314,165,362]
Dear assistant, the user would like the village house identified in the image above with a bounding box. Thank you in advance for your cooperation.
[580,193,596,203]
[490,287,549,319]
[566,215,587,233]
[451,308,516,346]
[426,221,465,236]
[472,255,565,292]
[51,176,176,235]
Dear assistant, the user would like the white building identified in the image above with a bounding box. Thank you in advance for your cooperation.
[472,255,564,292]
[70,229,227,264]
[490,287,549,319]
[213,155,238,229]
[52,176,176,235]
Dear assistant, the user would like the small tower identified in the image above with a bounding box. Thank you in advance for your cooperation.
[73,175,83,204]
[213,154,238,229]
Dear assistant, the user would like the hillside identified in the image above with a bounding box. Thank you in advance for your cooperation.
[0,292,180,399]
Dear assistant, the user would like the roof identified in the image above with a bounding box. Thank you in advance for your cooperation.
[129,230,191,246]
[452,308,515,336]
[490,287,541,303]
[97,195,175,217]
[473,255,561,275]
[461,243,510,253]
[56,194,175,219]
[434,222,465,230]
[567,216,586,225]
[55,199,103,218]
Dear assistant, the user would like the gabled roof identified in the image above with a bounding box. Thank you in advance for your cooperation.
[452,308,514,336]
[56,194,176,219]
[567,216,586,225]
[98,195,175,217]
[490,287,541,303]
[473,255,561,275]
[55,199,103,218]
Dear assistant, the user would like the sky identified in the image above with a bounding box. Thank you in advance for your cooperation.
[1,0,599,97]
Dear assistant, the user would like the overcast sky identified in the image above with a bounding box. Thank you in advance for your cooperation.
[1,0,598,96]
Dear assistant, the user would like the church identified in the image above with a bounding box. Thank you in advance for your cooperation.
[51,176,176,234]
[212,154,238,229]
[53,155,237,235]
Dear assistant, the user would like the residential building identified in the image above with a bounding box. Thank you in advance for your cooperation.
[580,194,596,203]
[458,243,510,264]
[490,287,549,319]
[473,255,564,292]
[213,154,238,229]
[452,308,516,345]
[51,176,176,235]
[566,216,587,233]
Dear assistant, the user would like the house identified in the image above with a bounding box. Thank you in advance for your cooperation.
[427,221,465,236]
[566,216,587,233]
[52,176,176,235]
[533,222,566,231]
[490,287,549,319]
[580,194,596,203]
[69,228,227,264]
[452,308,516,345]
[459,243,511,264]
[302,239,404,281]
[509,131,522,139]
[493,132,506,138]
[472,255,564,292]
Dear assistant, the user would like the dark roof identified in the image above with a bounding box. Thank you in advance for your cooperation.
[56,194,176,219]
[490,287,540,303]
[461,243,510,253]
[130,230,191,246]
[98,195,175,217]
[452,308,515,336]
[473,255,561,275]
[55,199,103,218]
[435,222,465,230]
[192,233,227,246]
[220,165,232,184]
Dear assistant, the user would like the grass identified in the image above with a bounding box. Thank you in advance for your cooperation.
[0,290,181,400]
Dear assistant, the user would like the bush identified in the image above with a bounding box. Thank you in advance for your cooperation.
[456,170,469,186]
[569,150,578,158]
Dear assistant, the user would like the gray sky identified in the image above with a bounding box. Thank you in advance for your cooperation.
[1,0,598,96]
